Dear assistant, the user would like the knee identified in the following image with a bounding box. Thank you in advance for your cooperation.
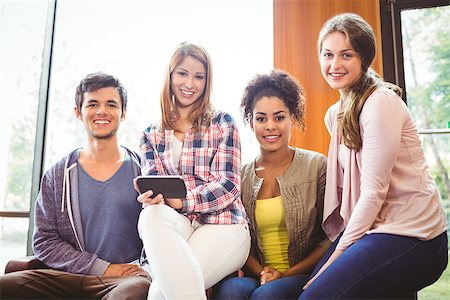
[212,277,257,300]
[108,277,151,300]
[138,205,171,231]
[251,277,305,300]
[139,205,162,224]
[126,277,151,299]
[0,273,19,298]
[251,284,279,300]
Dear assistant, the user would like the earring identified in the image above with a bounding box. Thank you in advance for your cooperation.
[169,94,179,122]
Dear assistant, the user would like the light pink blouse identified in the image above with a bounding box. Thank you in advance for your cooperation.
[323,87,448,251]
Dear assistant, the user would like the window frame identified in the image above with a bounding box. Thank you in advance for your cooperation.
[0,0,57,255]
[379,0,450,137]
[379,0,450,103]
[27,0,57,254]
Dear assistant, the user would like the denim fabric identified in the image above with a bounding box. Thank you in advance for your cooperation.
[213,275,309,300]
[299,232,448,299]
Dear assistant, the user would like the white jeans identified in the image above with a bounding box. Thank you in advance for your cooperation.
[138,204,250,300]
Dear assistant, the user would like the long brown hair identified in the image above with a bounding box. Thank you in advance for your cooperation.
[318,13,401,150]
[160,42,213,131]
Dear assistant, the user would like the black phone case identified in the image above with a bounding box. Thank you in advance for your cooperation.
[136,176,187,198]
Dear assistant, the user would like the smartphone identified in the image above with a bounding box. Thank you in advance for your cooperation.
[136,175,187,199]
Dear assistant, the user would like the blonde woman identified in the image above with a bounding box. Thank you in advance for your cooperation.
[136,42,250,300]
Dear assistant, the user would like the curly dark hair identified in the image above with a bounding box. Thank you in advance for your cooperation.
[241,70,306,131]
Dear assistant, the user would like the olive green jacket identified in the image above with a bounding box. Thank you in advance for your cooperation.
[241,148,331,269]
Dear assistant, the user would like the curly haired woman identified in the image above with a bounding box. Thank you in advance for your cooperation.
[213,70,330,300]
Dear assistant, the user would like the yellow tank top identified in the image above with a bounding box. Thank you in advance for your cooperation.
[255,196,289,272]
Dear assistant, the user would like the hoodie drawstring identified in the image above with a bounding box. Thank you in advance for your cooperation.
[61,159,83,251]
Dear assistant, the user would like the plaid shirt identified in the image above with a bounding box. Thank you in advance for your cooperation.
[140,111,248,225]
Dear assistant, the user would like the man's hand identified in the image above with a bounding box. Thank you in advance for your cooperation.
[103,264,143,276]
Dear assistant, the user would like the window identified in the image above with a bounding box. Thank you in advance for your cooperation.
[380,1,449,298]
[0,0,51,274]
[0,0,273,274]
[45,0,273,169]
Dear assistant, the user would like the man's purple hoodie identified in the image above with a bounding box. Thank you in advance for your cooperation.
[32,147,142,275]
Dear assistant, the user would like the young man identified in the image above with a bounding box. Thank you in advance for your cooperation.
[0,72,151,299]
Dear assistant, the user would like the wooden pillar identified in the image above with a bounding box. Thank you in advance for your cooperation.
[274,0,383,155]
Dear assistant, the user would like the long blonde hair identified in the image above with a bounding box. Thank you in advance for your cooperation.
[318,13,401,150]
[160,42,213,131]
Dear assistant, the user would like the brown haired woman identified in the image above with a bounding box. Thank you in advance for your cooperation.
[299,13,448,299]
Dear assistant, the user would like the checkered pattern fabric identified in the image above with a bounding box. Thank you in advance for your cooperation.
[140,111,248,224]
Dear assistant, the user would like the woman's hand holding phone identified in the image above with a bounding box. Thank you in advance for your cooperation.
[134,178,164,207]
[133,178,183,209]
